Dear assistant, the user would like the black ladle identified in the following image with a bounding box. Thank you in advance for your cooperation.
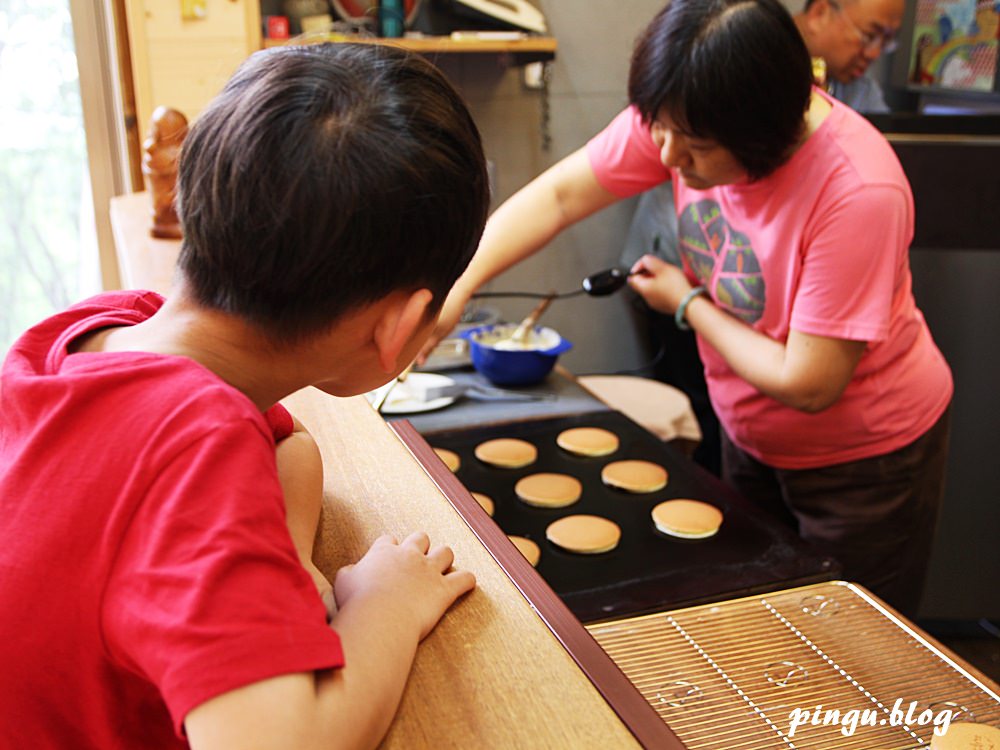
[470,267,642,302]
[582,266,638,296]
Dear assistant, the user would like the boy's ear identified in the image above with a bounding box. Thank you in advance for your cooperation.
[373,288,435,373]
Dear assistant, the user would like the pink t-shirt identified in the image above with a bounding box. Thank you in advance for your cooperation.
[587,94,952,468]
[0,291,344,748]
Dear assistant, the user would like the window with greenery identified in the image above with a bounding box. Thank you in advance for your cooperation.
[0,0,100,354]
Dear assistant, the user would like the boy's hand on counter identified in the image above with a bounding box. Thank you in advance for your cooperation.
[306,562,337,622]
[334,532,476,641]
[186,533,475,750]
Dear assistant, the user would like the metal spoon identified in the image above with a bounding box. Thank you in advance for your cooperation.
[371,362,414,414]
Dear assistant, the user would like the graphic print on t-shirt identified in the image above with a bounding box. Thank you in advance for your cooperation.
[678,199,765,324]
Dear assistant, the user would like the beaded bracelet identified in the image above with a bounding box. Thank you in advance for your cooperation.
[674,286,707,331]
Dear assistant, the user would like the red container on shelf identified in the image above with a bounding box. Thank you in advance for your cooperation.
[265,15,290,39]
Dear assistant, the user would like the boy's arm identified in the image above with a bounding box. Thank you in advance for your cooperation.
[184,533,476,750]
[275,414,335,614]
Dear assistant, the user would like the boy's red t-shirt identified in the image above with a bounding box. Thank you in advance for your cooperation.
[0,291,343,748]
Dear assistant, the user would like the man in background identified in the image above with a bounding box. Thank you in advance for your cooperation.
[794,0,905,113]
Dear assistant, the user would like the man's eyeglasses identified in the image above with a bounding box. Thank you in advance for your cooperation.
[828,0,898,54]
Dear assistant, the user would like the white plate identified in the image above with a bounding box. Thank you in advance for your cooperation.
[367,372,458,415]
[414,337,470,372]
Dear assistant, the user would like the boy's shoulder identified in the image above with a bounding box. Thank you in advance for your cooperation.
[4,290,272,448]
[55,289,165,334]
[4,290,164,376]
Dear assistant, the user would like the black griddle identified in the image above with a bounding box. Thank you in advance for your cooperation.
[422,410,838,622]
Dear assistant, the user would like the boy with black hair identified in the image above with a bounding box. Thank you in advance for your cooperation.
[0,42,489,749]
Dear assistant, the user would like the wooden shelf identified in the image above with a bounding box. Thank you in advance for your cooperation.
[262,33,557,65]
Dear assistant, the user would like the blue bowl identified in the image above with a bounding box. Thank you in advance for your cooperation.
[460,324,573,386]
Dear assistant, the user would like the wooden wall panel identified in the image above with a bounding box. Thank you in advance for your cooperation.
[124,0,261,135]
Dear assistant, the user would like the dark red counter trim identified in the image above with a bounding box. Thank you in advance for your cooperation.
[390,420,686,750]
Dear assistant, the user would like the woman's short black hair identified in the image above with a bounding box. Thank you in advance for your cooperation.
[628,0,813,180]
[176,43,489,342]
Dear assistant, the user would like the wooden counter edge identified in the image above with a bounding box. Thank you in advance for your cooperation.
[391,420,687,750]
[284,390,648,748]
[109,192,181,293]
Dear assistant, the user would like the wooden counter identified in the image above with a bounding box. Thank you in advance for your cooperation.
[109,191,662,746]
[109,191,181,292]
[107,190,998,745]
[287,388,643,747]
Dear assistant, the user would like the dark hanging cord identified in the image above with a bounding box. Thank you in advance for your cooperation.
[540,62,552,153]
[573,340,667,378]
[471,288,588,300]
[611,341,668,376]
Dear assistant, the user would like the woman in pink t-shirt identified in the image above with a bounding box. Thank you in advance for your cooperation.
[426,0,952,616]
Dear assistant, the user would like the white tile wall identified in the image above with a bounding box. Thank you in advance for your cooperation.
[434,1,667,374]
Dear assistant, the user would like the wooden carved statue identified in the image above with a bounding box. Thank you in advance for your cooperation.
[142,106,188,239]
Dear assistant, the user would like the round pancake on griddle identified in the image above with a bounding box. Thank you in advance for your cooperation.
[470,491,494,517]
[432,447,460,473]
[651,499,723,539]
[474,437,538,468]
[930,722,1000,750]
[508,535,541,567]
[601,459,668,493]
[556,426,620,457]
[515,472,582,508]
[546,514,621,554]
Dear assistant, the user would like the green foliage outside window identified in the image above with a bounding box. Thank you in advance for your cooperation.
[0,0,99,354]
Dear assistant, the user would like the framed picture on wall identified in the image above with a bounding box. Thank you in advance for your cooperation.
[907,0,1000,92]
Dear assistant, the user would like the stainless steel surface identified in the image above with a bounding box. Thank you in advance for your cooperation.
[389,369,608,434]
[588,581,1000,749]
